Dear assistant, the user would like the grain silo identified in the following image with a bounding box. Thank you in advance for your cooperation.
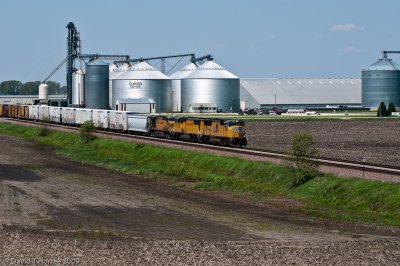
[72,69,85,107]
[38,83,49,102]
[85,59,109,109]
[362,57,400,108]
[109,63,130,109]
[181,60,240,113]
[112,61,172,112]
[170,62,198,112]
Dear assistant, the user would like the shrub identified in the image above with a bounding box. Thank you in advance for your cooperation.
[79,120,96,143]
[38,118,50,137]
[377,102,388,117]
[387,102,397,116]
[285,132,320,187]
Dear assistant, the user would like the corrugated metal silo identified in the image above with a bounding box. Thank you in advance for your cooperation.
[170,63,197,112]
[72,69,85,107]
[181,60,240,112]
[109,63,130,109]
[112,61,172,112]
[362,58,400,108]
[85,59,109,109]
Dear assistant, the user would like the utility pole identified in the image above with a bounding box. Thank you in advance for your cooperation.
[274,94,277,111]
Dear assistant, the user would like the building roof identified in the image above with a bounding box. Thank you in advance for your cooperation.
[240,78,361,107]
[116,98,155,104]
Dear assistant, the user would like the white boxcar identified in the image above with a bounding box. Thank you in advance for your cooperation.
[75,108,93,125]
[38,105,50,121]
[128,115,149,133]
[92,109,110,129]
[28,105,39,120]
[62,108,75,125]
[109,111,136,131]
[49,107,62,123]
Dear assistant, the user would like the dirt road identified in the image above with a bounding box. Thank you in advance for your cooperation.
[0,134,399,265]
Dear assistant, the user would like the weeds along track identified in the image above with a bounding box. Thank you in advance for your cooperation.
[1,117,400,182]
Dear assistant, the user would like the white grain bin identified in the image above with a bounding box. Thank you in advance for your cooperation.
[112,61,172,112]
[181,60,240,113]
[170,63,197,112]
[109,63,130,109]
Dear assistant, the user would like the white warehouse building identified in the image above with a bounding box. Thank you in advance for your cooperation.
[239,78,361,110]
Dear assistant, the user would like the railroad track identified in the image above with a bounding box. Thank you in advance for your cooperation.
[2,117,400,178]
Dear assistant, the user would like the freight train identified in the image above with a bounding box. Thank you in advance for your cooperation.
[0,104,247,146]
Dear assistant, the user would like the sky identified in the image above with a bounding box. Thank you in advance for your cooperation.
[1,0,400,85]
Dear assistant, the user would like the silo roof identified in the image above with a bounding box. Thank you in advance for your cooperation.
[87,59,108,66]
[170,63,198,79]
[117,61,170,80]
[184,60,238,79]
[110,63,130,78]
[363,58,400,71]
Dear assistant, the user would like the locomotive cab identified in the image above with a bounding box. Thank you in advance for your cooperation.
[224,120,247,146]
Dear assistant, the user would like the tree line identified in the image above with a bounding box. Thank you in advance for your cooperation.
[0,80,66,95]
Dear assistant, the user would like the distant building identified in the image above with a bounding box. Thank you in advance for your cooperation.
[115,98,156,113]
[0,95,67,106]
[240,78,361,109]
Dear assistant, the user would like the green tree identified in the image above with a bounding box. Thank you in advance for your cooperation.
[387,102,397,116]
[0,80,22,95]
[20,81,40,95]
[79,120,96,143]
[47,81,61,95]
[60,85,67,95]
[285,132,320,187]
[377,102,388,117]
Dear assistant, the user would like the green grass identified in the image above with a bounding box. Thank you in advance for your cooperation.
[290,175,400,225]
[1,121,400,227]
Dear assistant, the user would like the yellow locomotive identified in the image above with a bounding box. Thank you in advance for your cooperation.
[148,116,247,146]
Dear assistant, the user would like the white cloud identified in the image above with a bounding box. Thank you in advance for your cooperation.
[339,45,360,53]
[330,23,363,32]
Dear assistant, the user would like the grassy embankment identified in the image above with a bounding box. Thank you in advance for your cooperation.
[0,121,399,227]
